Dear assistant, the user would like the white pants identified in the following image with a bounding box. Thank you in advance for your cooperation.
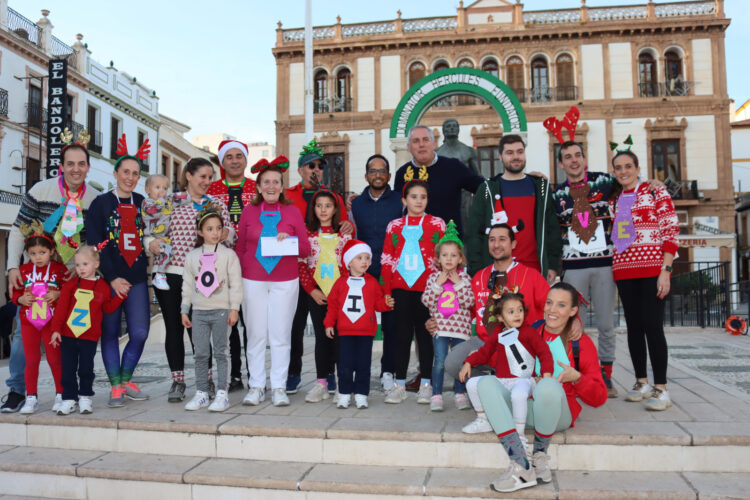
[466,376,535,426]
[242,278,299,390]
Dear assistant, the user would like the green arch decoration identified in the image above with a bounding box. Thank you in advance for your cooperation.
[389,67,527,138]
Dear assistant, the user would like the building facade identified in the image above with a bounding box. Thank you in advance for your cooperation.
[274,0,733,269]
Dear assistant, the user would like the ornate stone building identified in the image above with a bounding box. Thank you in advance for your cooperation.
[274,0,733,267]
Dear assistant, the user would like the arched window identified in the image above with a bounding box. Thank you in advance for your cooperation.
[456,58,480,105]
[556,53,575,100]
[408,61,425,88]
[433,60,451,106]
[506,56,525,101]
[638,51,657,97]
[664,50,684,95]
[531,56,551,103]
[334,68,351,112]
[457,58,474,68]
[314,69,328,113]
[482,58,499,78]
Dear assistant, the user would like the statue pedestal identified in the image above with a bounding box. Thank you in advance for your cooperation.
[390,137,410,168]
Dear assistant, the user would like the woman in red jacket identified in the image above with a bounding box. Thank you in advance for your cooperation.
[472,282,607,493]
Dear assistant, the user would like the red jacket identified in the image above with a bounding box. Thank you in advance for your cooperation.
[285,183,351,226]
[50,278,125,342]
[207,178,257,233]
[472,262,550,342]
[324,274,391,336]
[540,326,608,426]
[380,214,446,294]
[465,324,553,378]
[12,261,68,330]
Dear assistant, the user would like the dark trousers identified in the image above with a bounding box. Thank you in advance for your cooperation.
[379,310,396,375]
[288,290,310,377]
[616,276,668,385]
[229,307,248,380]
[338,335,374,395]
[306,291,337,379]
[60,336,97,400]
[392,289,433,381]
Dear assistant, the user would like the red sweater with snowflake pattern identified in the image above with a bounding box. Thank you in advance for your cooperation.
[298,226,351,295]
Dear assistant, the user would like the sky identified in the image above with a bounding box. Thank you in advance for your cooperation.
[15,0,749,146]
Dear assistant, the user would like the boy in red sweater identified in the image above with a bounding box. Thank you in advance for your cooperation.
[50,245,126,415]
[325,240,394,409]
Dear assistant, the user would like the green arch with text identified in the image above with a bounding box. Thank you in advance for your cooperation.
[389,67,527,138]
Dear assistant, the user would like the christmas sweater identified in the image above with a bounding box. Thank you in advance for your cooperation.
[181,244,243,313]
[539,325,608,426]
[207,178,257,233]
[12,261,68,330]
[472,262,550,342]
[285,183,351,225]
[298,226,351,295]
[144,195,235,274]
[324,273,391,336]
[380,214,446,295]
[465,324,553,378]
[552,172,616,270]
[609,184,679,281]
[50,277,125,342]
[420,270,474,340]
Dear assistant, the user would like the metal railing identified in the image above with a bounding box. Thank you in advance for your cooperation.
[665,179,698,200]
[25,104,46,131]
[505,87,577,103]
[555,86,578,101]
[667,262,730,328]
[0,190,23,205]
[639,80,695,97]
[7,7,39,45]
[0,88,7,117]
[529,86,554,103]
[313,97,353,113]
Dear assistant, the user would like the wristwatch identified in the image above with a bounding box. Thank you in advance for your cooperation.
[662,265,673,273]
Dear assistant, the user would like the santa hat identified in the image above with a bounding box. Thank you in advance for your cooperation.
[217,140,249,168]
[342,239,372,269]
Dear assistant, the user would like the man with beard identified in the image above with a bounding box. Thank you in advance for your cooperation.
[207,140,256,393]
[465,134,561,282]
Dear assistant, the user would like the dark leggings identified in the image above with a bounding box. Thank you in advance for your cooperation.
[306,290,338,379]
[101,281,150,386]
[392,289,432,381]
[288,291,309,377]
[616,276,668,385]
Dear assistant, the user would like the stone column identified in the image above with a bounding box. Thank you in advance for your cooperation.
[390,137,409,167]
[0,0,8,30]
[71,33,88,73]
[37,10,52,55]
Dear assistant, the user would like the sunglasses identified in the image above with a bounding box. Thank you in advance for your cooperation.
[307,162,325,171]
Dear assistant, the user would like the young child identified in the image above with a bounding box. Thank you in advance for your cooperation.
[420,220,474,412]
[299,190,352,403]
[141,174,188,291]
[324,240,394,409]
[14,221,68,414]
[50,245,126,415]
[459,292,554,448]
[381,180,445,404]
[181,205,242,412]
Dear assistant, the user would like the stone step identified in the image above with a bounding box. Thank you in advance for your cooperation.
[1,411,749,473]
[1,445,749,500]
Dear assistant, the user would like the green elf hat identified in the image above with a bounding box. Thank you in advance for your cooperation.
[298,139,327,168]
[438,220,463,248]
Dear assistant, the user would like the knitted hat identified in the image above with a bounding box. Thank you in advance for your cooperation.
[438,220,463,248]
[218,140,249,167]
[298,139,327,168]
[342,239,372,268]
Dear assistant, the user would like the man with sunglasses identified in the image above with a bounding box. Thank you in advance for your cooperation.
[284,140,353,394]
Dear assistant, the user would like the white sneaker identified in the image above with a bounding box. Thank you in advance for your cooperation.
[242,387,265,406]
[354,394,368,409]
[305,382,330,403]
[430,394,444,412]
[52,394,63,412]
[381,372,395,391]
[416,384,432,404]
[272,388,290,407]
[208,390,230,412]
[532,451,552,483]
[462,414,493,434]
[337,394,351,409]
[152,273,170,290]
[644,388,672,411]
[625,381,653,402]
[384,385,407,404]
[56,399,77,415]
[490,461,537,493]
[78,396,93,414]
[185,391,210,411]
[19,395,38,414]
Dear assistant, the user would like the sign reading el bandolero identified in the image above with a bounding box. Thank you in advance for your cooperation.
[389,67,527,138]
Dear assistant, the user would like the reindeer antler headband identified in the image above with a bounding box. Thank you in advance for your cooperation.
[114,133,151,170]
[19,220,55,246]
[543,106,580,144]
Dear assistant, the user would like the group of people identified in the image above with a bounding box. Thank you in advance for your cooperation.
[0,116,679,492]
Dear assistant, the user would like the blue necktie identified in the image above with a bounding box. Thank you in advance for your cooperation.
[256,211,282,274]
[397,221,425,288]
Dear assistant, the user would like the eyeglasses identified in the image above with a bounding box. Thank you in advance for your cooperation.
[306,162,325,171]
[366,168,388,176]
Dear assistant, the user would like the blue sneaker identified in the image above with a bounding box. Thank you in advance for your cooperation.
[286,374,301,394]
[326,374,336,394]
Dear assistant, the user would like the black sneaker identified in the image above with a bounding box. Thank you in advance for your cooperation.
[0,391,26,413]
[228,378,244,393]
[167,381,186,403]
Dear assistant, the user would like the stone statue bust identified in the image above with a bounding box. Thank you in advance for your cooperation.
[436,118,480,228]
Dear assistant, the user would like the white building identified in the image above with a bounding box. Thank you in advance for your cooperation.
[159,114,214,192]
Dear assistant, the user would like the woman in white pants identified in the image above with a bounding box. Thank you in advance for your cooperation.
[235,157,311,406]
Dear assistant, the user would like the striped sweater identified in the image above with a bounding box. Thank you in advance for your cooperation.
[8,177,100,270]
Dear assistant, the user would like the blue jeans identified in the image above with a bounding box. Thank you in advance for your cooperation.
[432,335,466,395]
[5,310,25,394]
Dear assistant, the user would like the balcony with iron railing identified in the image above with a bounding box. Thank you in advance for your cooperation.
[0,88,7,117]
[666,179,699,201]
[7,7,75,57]
[638,80,696,98]
[314,97,353,113]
